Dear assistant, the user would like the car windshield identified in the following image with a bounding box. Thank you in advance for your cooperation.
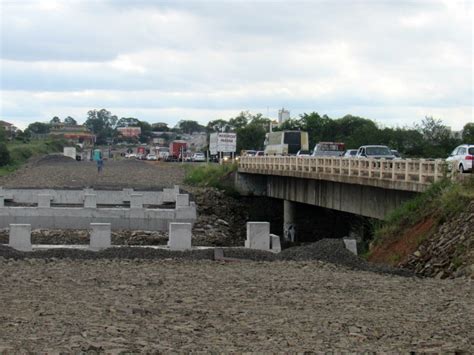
[349,150,357,156]
[366,147,392,156]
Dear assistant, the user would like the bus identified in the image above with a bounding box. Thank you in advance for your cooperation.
[264,131,309,155]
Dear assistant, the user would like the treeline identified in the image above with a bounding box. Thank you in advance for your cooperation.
[17,108,474,158]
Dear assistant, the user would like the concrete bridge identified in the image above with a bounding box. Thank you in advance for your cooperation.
[237,156,446,241]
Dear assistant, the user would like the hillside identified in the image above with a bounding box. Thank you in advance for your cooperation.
[368,176,473,279]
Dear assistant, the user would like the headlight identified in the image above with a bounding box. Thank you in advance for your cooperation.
[235,157,240,161]
[223,156,229,161]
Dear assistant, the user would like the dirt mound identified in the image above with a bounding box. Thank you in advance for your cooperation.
[279,239,412,276]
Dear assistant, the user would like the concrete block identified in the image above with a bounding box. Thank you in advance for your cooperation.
[9,224,32,252]
[84,194,97,208]
[89,223,111,251]
[343,238,358,255]
[176,194,189,207]
[130,194,144,209]
[270,234,281,253]
[246,222,270,251]
[37,194,52,208]
[0,195,4,208]
[169,222,192,251]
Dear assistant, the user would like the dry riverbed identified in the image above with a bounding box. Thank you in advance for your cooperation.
[0,258,472,353]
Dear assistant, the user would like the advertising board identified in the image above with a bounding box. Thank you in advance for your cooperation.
[209,132,237,154]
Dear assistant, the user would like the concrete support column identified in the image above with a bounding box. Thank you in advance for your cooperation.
[89,223,111,251]
[169,222,192,251]
[38,194,52,208]
[9,224,32,251]
[130,194,144,209]
[84,194,97,208]
[0,194,4,208]
[245,222,270,250]
[176,194,189,207]
[283,200,296,243]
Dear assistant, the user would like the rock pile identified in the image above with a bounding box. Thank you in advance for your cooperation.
[186,187,249,246]
[401,201,473,279]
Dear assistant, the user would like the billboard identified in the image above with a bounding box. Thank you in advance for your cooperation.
[209,132,237,154]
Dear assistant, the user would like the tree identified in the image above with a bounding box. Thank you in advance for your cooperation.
[137,121,153,143]
[176,120,205,134]
[416,116,460,157]
[206,119,229,132]
[152,123,169,132]
[117,117,140,128]
[85,109,118,145]
[64,116,77,125]
[25,122,51,135]
[462,122,474,142]
[0,142,10,166]
[50,116,61,124]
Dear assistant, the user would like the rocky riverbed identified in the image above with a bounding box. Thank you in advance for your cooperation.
[0,258,472,352]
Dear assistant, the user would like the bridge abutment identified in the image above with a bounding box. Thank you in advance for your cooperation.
[283,200,296,242]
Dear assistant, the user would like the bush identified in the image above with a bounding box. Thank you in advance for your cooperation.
[0,143,11,166]
[184,163,237,192]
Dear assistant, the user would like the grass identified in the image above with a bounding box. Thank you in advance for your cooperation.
[0,139,65,176]
[372,175,474,247]
[184,163,238,193]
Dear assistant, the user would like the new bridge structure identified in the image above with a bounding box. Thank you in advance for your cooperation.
[236,156,447,241]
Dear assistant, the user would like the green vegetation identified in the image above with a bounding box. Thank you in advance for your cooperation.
[0,139,65,176]
[372,176,474,246]
[184,163,238,193]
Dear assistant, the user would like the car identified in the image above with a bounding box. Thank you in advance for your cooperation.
[312,142,345,157]
[192,152,206,162]
[146,154,157,161]
[391,150,402,159]
[356,145,397,159]
[256,151,265,156]
[296,150,311,157]
[343,149,358,158]
[446,144,473,173]
[242,150,257,157]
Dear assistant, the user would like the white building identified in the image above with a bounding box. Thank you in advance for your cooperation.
[278,108,290,124]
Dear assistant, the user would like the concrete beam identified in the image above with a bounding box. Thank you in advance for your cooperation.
[89,223,111,251]
[9,224,32,252]
[84,194,97,208]
[130,194,144,209]
[169,222,192,251]
[37,194,52,208]
[245,222,270,251]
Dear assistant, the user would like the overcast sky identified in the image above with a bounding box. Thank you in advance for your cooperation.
[0,0,472,130]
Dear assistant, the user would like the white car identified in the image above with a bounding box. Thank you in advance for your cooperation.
[343,149,358,158]
[356,145,397,159]
[446,144,473,173]
[296,150,311,157]
[192,152,206,162]
[146,154,157,161]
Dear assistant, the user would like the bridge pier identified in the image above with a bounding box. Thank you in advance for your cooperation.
[283,200,296,242]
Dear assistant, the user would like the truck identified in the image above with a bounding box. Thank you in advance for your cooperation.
[169,140,188,161]
[264,131,309,155]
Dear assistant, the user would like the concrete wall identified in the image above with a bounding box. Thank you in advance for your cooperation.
[0,186,182,206]
[236,172,416,220]
[0,204,196,231]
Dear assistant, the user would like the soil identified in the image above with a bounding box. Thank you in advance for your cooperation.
[369,217,436,265]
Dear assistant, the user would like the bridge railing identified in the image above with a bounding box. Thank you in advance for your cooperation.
[239,156,448,185]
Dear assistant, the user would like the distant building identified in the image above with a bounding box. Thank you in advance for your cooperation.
[117,126,141,138]
[278,108,290,124]
[49,123,95,146]
[0,120,18,138]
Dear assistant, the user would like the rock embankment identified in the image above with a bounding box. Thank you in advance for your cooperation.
[401,201,473,279]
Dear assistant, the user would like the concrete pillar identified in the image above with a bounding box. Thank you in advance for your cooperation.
[9,224,32,251]
[270,234,281,253]
[245,222,270,251]
[84,194,97,208]
[343,238,358,255]
[130,194,144,209]
[0,194,4,208]
[169,222,192,251]
[89,223,111,251]
[176,194,189,207]
[37,194,52,208]
[283,200,296,243]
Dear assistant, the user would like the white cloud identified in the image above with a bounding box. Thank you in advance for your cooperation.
[0,0,472,131]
